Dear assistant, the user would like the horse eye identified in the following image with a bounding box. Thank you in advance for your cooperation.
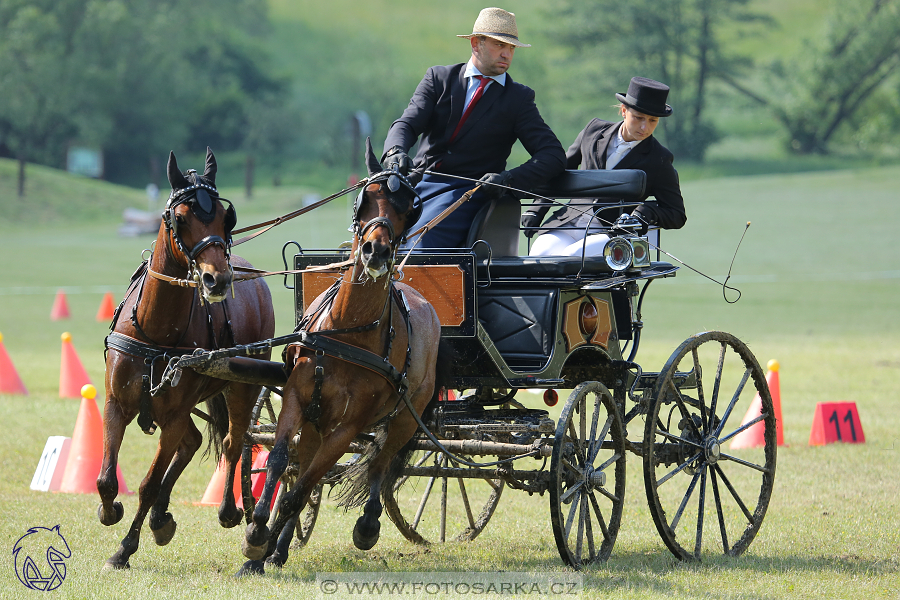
[175,214,186,224]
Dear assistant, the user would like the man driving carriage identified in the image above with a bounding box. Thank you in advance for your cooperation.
[382,7,566,249]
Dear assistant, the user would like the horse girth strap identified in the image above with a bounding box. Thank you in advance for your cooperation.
[105,332,201,435]
[292,330,410,394]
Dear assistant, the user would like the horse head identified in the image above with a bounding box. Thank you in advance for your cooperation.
[164,148,237,302]
[353,138,421,281]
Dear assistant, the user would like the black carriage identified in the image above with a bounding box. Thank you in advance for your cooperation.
[185,169,777,568]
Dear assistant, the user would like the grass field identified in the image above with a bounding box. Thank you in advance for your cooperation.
[1,161,898,598]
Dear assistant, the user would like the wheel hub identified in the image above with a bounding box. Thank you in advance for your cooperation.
[705,438,721,464]
[587,467,606,489]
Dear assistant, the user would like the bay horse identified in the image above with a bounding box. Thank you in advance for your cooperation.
[239,140,441,575]
[98,148,275,570]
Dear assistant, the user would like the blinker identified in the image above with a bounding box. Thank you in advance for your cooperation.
[195,187,213,213]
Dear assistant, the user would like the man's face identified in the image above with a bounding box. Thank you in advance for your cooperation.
[620,106,660,142]
[471,36,515,76]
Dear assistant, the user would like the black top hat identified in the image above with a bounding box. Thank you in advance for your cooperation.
[615,77,673,117]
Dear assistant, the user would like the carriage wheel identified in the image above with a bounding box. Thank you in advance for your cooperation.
[549,381,626,568]
[382,449,503,545]
[241,387,321,548]
[643,331,777,561]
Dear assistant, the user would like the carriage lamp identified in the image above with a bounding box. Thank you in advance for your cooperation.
[603,238,634,271]
[630,238,651,268]
[543,389,559,407]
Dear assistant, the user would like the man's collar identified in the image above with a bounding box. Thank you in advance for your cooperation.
[464,60,507,86]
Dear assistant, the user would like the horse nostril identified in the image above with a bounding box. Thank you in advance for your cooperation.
[202,272,217,290]
[361,241,374,258]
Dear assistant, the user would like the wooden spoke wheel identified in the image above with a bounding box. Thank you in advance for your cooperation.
[549,381,626,568]
[382,449,503,545]
[643,331,777,561]
[241,387,320,548]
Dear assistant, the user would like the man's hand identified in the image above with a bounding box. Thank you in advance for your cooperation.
[384,146,412,176]
[520,210,543,238]
[478,171,513,199]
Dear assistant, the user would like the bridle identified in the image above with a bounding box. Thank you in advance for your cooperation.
[153,171,237,288]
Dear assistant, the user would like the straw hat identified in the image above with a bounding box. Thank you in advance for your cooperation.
[457,8,531,48]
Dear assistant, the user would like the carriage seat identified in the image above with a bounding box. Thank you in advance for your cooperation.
[464,169,648,258]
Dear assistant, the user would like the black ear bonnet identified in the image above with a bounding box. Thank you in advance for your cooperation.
[164,170,237,244]
[352,170,422,242]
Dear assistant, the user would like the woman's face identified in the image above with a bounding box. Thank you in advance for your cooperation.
[620,106,660,142]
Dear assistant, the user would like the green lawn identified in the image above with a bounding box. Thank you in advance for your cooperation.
[1,163,898,598]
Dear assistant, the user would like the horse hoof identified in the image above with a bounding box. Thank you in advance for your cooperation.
[245,522,270,549]
[98,502,124,526]
[218,504,243,529]
[235,560,265,577]
[353,517,381,551]
[102,559,130,571]
[264,551,286,569]
[151,514,177,546]
[241,537,268,562]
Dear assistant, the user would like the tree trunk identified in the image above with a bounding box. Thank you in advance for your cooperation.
[17,155,26,198]
[245,155,254,200]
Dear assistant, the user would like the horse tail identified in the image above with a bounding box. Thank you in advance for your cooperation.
[202,393,229,462]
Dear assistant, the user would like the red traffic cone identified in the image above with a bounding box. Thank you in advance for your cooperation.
[196,446,258,508]
[730,359,784,449]
[59,384,130,494]
[59,332,92,398]
[0,332,28,395]
[50,290,71,320]
[96,292,117,322]
[250,449,280,509]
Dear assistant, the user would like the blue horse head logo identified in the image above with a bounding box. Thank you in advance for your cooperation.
[12,525,71,591]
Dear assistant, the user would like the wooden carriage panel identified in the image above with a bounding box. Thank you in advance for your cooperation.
[294,252,476,337]
[300,265,466,327]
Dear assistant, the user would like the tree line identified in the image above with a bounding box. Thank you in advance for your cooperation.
[2,0,900,196]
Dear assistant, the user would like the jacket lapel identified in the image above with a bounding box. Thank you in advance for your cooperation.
[595,122,618,168]
[453,73,505,142]
[447,66,468,139]
[614,134,653,170]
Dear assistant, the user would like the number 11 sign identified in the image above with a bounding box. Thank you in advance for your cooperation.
[809,402,865,445]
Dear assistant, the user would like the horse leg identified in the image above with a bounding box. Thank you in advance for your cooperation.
[104,421,187,570]
[355,406,427,551]
[97,394,128,527]
[148,418,202,546]
[264,423,320,569]
[218,385,258,529]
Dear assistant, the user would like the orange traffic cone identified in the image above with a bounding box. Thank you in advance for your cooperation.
[50,290,71,320]
[0,332,28,395]
[59,384,130,494]
[96,292,117,322]
[196,446,258,508]
[59,332,92,398]
[730,359,784,449]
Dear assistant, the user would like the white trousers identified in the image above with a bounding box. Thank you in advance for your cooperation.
[529,230,611,257]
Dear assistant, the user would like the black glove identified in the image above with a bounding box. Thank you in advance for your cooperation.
[612,212,643,234]
[384,146,412,176]
[631,209,655,235]
[520,210,543,238]
[478,171,513,199]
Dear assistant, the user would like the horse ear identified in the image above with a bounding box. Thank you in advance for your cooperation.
[167,151,189,190]
[203,146,217,186]
[364,137,382,177]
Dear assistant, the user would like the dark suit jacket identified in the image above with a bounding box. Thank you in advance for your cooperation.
[532,119,686,230]
[383,63,565,192]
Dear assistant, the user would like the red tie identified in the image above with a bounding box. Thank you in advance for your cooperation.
[450,75,490,142]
